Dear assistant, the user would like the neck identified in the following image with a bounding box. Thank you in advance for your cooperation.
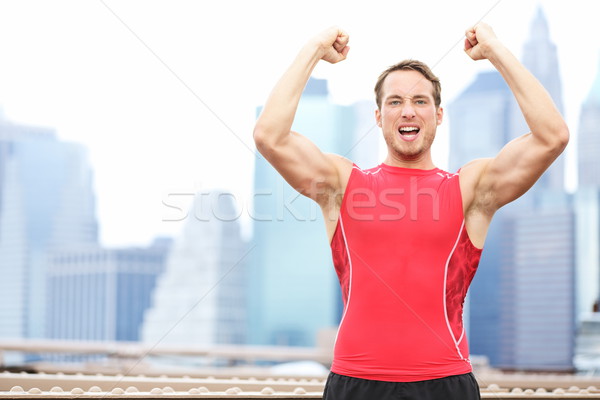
[383,151,436,170]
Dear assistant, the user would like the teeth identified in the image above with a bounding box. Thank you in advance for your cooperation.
[399,127,419,132]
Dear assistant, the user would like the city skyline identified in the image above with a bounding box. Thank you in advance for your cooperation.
[0,2,598,375]
[0,1,598,247]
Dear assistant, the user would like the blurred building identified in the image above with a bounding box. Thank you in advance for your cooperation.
[249,78,380,346]
[576,54,600,320]
[46,239,171,342]
[575,187,600,324]
[578,56,600,187]
[448,7,576,371]
[0,115,98,342]
[574,313,600,372]
[574,54,600,372]
[448,71,512,173]
[497,198,575,369]
[141,191,247,346]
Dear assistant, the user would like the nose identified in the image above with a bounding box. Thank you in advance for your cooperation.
[401,103,416,119]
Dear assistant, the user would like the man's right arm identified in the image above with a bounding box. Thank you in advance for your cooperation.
[253,27,353,206]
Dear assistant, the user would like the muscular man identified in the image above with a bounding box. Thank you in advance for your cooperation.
[253,23,568,400]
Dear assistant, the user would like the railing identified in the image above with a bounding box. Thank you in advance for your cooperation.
[3,340,600,399]
[0,339,333,364]
[2,372,600,399]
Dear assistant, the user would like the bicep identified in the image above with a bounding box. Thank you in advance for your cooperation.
[256,130,349,202]
[478,132,563,209]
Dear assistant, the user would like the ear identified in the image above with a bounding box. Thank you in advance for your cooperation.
[375,108,382,127]
[436,106,444,125]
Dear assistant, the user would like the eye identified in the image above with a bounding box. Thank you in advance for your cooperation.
[415,99,426,105]
[390,100,401,105]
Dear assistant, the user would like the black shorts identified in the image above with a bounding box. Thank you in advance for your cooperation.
[323,371,481,400]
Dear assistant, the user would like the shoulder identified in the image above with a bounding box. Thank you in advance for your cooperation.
[458,158,491,180]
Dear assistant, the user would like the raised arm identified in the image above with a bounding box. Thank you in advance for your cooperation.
[253,27,353,207]
[460,23,569,241]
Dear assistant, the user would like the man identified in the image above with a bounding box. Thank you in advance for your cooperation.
[253,23,568,400]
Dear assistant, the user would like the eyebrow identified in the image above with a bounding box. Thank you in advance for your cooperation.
[385,94,431,101]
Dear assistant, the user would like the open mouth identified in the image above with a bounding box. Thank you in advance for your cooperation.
[398,126,420,141]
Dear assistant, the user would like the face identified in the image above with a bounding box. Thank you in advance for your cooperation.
[375,69,443,162]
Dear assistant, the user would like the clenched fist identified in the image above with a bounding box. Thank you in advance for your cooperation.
[464,22,501,61]
[308,26,350,64]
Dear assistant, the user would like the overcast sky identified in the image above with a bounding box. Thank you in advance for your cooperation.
[0,0,598,246]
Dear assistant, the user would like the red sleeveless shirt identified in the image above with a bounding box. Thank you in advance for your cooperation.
[330,163,482,382]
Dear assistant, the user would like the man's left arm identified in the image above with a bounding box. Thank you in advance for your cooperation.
[463,23,570,212]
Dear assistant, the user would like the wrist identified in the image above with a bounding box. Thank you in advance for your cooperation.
[482,38,508,62]
[299,39,326,65]
[303,37,327,57]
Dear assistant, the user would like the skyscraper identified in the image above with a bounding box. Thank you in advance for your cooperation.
[573,55,600,372]
[448,8,576,370]
[497,198,575,370]
[249,78,380,346]
[448,71,512,173]
[577,54,600,188]
[574,187,600,321]
[0,115,98,341]
[141,191,247,346]
[46,239,171,342]
[576,53,600,318]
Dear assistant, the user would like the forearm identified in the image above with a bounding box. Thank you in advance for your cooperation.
[253,43,322,147]
[487,41,569,146]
